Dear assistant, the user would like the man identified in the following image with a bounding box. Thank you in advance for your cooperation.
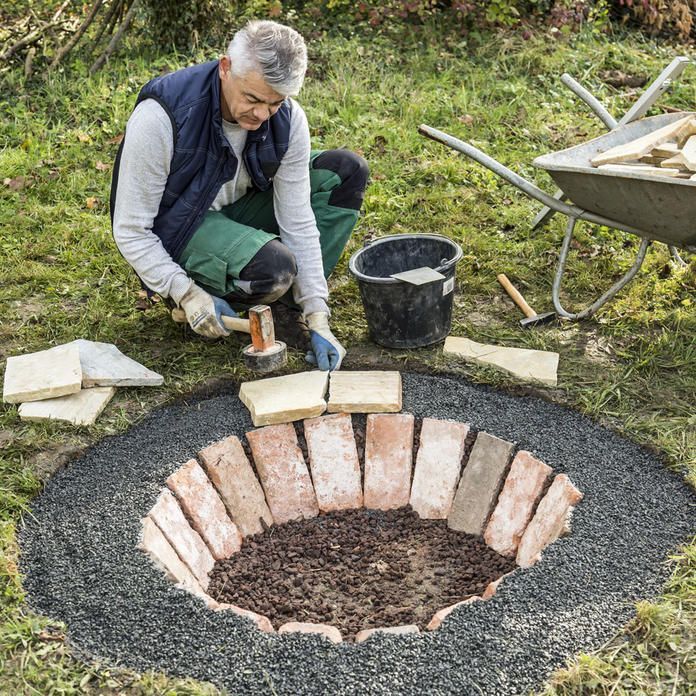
[110,20,368,370]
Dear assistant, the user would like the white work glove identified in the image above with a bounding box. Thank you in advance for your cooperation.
[305,312,346,371]
[179,282,236,339]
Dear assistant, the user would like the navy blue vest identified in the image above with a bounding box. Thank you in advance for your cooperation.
[110,60,292,262]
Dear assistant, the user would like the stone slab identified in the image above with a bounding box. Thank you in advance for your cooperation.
[444,336,559,387]
[239,371,328,426]
[517,474,584,568]
[216,603,275,632]
[327,371,402,413]
[278,622,342,643]
[482,571,515,599]
[139,516,204,595]
[426,596,482,631]
[246,424,319,524]
[409,418,469,519]
[72,339,163,387]
[3,343,82,403]
[355,625,420,642]
[363,413,414,510]
[148,488,215,589]
[447,431,515,535]
[166,459,242,559]
[18,386,116,426]
[484,450,553,557]
[303,413,363,512]
[199,435,273,537]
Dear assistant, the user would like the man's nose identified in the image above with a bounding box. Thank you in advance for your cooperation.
[254,104,271,121]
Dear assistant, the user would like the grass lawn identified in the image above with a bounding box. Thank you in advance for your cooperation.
[0,22,694,695]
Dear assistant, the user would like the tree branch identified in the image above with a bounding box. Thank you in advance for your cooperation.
[89,0,140,74]
[50,0,105,68]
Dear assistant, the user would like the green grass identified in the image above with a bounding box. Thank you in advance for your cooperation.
[1,22,694,695]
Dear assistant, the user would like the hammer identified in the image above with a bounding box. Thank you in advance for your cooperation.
[496,274,556,328]
[171,304,287,373]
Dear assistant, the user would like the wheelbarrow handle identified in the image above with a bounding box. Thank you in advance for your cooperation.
[418,124,578,217]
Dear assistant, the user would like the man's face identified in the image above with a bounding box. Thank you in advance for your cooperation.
[218,57,285,130]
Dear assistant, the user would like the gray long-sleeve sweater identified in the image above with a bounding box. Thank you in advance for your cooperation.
[112,97,329,316]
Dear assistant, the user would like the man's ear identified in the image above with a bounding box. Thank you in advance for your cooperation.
[218,56,231,79]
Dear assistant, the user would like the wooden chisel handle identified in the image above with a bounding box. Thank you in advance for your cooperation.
[496,274,536,319]
[171,308,251,334]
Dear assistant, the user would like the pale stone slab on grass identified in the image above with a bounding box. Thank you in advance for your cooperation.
[199,435,273,537]
[409,418,469,519]
[447,431,515,535]
[443,336,559,387]
[327,371,402,413]
[3,343,82,403]
[364,413,414,510]
[72,339,163,387]
[148,488,215,589]
[517,473,583,568]
[278,622,342,643]
[426,596,482,631]
[304,413,363,512]
[246,423,319,524]
[18,387,116,426]
[216,603,275,632]
[166,459,242,559]
[239,371,328,426]
[355,625,420,642]
[139,516,204,596]
[484,450,552,557]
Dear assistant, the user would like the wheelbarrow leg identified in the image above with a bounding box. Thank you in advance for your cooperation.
[533,57,691,230]
[552,216,651,320]
[669,246,688,267]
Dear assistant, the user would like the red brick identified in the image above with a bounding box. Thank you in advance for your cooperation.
[148,488,215,589]
[364,413,414,510]
[303,413,362,512]
[199,436,273,537]
[483,450,552,557]
[167,459,242,559]
[355,625,420,642]
[426,596,482,631]
[278,621,342,643]
[216,603,275,632]
[246,424,319,524]
[409,418,469,518]
[516,473,583,568]
[139,516,204,595]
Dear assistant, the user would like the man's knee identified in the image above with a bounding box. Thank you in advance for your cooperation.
[237,239,297,302]
[313,149,369,210]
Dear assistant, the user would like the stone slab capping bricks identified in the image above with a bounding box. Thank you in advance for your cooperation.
[140,411,583,641]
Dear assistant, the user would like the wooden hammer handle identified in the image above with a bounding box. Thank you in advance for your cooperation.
[496,274,536,318]
[171,307,250,333]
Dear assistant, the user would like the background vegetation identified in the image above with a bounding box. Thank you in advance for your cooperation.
[1,1,694,694]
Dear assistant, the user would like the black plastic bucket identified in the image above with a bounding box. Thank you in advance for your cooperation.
[348,233,463,348]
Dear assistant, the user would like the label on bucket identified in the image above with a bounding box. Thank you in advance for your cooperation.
[442,277,454,296]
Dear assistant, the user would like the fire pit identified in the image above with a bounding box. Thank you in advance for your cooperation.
[19,372,695,695]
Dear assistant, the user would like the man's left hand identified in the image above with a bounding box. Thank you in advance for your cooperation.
[305,312,346,371]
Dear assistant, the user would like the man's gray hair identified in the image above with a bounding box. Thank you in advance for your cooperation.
[227,20,307,96]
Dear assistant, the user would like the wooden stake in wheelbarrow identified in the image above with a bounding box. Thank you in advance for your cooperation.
[497,274,556,328]
[171,304,287,373]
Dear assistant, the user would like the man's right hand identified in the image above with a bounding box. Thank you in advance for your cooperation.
[179,282,236,339]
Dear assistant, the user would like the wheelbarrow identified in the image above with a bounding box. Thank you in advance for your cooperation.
[419,57,695,320]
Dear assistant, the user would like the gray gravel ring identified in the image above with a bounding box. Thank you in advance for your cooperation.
[20,372,695,695]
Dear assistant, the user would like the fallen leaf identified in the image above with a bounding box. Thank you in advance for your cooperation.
[85,196,99,209]
[95,160,110,171]
[107,133,124,145]
[77,132,91,143]
[458,114,475,125]
[3,176,32,191]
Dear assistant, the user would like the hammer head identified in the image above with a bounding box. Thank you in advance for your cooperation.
[520,311,556,328]
[248,305,275,352]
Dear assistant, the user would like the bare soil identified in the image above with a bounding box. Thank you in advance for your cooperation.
[208,507,516,640]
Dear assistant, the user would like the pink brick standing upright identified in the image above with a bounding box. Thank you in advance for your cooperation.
[148,488,215,588]
[363,413,414,510]
[246,424,319,524]
[483,450,552,557]
[199,435,273,537]
[303,413,363,511]
[166,459,242,559]
[516,473,583,568]
[409,418,469,518]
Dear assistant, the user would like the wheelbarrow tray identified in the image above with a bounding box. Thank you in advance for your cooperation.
[533,112,696,250]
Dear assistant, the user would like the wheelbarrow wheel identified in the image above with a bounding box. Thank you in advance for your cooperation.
[552,216,651,320]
